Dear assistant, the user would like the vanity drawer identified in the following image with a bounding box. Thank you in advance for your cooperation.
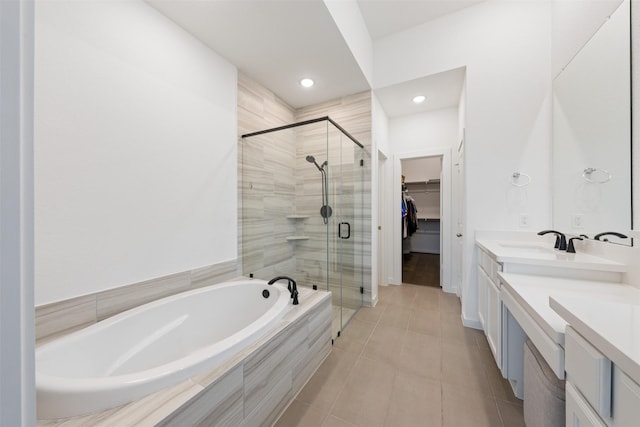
[566,382,607,427]
[565,327,611,419]
[489,258,502,283]
[611,365,640,427]
[479,248,491,275]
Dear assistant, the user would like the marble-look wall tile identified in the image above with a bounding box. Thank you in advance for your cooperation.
[239,73,372,306]
[36,259,240,340]
[238,73,296,282]
[243,320,307,415]
[35,294,97,342]
[96,271,191,321]
[158,367,244,427]
[242,373,293,427]
[190,260,237,290]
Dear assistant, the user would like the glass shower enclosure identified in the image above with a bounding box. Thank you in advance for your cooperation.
[240,117,364,338]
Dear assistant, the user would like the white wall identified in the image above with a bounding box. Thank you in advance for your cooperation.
[375,1,552,323]
[371,94,390,299]
[389,108,459,154]
[323,0,373,86]
[34,1,238,305]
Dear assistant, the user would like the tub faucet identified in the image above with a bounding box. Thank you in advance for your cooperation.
[267,276,299,305]
[537,230,567,251]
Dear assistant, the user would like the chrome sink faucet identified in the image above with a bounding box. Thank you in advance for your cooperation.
[537,230,567,251]
[267,276,299,305]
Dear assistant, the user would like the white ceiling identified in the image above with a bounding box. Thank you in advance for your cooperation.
[357,0,486,40]
[374,67,466,118]
[147,0,474,115]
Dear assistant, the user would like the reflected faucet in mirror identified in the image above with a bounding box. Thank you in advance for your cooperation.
[593,231,628,242]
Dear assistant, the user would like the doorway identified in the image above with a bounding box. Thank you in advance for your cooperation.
[401,156,442,287]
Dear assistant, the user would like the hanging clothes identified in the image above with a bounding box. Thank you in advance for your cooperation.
[401,195,408,238]
[406,197,418,236]
[401,193,418,238]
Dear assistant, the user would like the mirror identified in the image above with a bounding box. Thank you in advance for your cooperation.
[552,0,631,245]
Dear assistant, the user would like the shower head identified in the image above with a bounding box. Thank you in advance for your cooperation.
[305,155,323,172]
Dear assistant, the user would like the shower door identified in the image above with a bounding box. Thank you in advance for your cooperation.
[327,122,364,335]
[240,117,364,339]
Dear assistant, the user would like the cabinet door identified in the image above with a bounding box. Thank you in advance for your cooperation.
[487,278,501,367]
[477,266,488,332]
[566,382,607,427]
[611,366,640,427]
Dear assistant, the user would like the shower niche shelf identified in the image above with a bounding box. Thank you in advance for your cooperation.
[286,215,310,241]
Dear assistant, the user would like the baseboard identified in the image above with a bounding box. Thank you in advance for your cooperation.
[462,313,482,330]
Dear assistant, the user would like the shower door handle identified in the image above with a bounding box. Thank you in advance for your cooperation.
[338,222,351,239]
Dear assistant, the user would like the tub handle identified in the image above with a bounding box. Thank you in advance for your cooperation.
[339,222,351,239]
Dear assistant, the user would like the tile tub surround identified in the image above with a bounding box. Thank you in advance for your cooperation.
[35,259,238,342]
[37,286,332,426]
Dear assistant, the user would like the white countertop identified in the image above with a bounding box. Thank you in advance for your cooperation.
[499,273,640,346]
[550,296,640,383]
[477,239,626,272]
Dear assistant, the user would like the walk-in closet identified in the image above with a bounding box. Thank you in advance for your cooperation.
[401,157,442,287]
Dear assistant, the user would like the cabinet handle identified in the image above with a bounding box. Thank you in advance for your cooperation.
[456,233,463,237]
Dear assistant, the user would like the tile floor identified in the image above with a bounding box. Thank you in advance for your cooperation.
[332,306,356,340]
[275,284,525,427]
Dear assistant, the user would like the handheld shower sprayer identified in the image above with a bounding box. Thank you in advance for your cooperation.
[305,154,331,224]
[305,155,324,172]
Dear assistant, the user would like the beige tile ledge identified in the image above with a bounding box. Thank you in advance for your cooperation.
[37,288,331,426]
[35,259,238,342]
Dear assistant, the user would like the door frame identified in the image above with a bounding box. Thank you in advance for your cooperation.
[392,147,453,292]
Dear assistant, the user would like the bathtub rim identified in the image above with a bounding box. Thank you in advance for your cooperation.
[36,279,291,417]
[35,287,332,425]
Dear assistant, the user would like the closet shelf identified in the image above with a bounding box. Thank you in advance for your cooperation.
[405,179,440,185]
[286,215,310,219]
[286,236,310,241]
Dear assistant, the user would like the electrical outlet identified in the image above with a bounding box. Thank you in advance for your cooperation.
[519,214,529,228]
[572,214,584,229]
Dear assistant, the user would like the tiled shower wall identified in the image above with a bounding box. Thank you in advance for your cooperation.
[296,93,372,308]
[238,74,297,280]
[238,73,372,306]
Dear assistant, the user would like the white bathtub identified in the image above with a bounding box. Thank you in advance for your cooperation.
[36,279,291,420]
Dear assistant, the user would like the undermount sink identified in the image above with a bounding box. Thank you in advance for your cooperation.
[497,242,554,253]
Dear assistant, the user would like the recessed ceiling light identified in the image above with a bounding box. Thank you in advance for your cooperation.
[413,95,426,104]
[300,78,314,88]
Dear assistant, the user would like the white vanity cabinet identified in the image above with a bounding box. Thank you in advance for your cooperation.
[564,326,640,427]
[477,246,503,367]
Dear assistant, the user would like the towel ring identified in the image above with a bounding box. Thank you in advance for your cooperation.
[510,172,531,187]
[582,167,611,184]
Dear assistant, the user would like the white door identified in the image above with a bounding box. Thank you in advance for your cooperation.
[453,135,465,295]
[377,156,386,286]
